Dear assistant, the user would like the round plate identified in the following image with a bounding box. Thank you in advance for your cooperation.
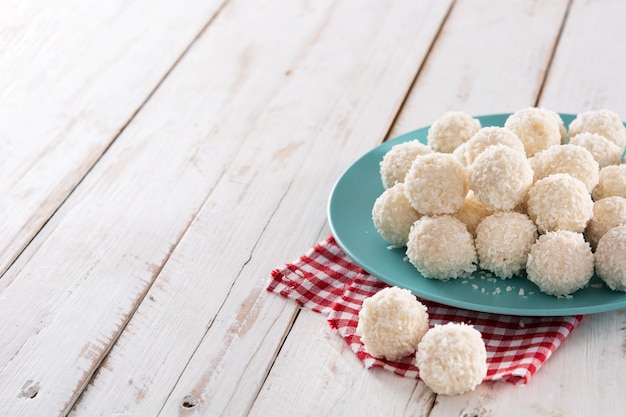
[328,113,626,316]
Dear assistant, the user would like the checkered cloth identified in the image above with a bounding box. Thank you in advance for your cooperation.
[268,236,583,385]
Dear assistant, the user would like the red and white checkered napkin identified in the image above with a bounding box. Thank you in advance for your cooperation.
[268,236,583,385]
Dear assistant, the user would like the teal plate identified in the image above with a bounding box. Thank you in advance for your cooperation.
[328,113,626,316]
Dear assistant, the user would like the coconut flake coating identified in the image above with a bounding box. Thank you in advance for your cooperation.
[504,107,562,157]
[416,323,487,396]
[568,132,622,168]
[454,126,525,166]
[531,144,599,192]
[526,231,594,297]
[427,111,481,153]
[468,144,534,211]
[406,215,477,280]
[356,286,429,361]
[372,183,422,246]
[526,174,594,233]
[595,226,626,292]
[568,109,626,148]
[542,108,567,144]
[592,165,626,201]
[404,153,468,215]
[476,212,538,279]
[453,191,493,238]
[380,140,432,189]
[584,196,626,251]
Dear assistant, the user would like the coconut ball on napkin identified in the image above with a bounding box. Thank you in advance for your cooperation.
[356,286,429,361]
[372,183,422,246]
[475,211,538,279]
[468,144,534,211]
[427,111,481,153]
[404,153,468,215]
[379,140,432,189]
[504,107,562,157]
[595,225,626,292]
[568,109,626,148]
[526,230,594,297]
[526,173,594,234]
[416,322,487,396]
[406,215,477,280]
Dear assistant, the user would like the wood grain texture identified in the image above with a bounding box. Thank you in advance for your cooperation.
[389,0,570,138]
[0,0,226,281]
[136,1,453,416]
[0,0,338,414]
[69,0,338,414]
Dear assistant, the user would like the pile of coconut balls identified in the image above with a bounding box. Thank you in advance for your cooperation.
[373,108,626,296]
[362,108,626,395]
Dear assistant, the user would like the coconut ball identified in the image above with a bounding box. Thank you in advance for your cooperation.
[568,109,626,148]
[584,196,626,251]
[468,144,534,211]
[427,111,481,153]
[453,191,493,238]
[526,231,594,297]
[476,212,538,279]
[404,153,468,215]
[454,126,525,166]
[595,226,626,292]
[526,174,594,233]
[568,132,622,168]
[406,215,477,280]
[356,286,429,361]
[416,323,487,396]
[504,107,562,157]
[380,140,432,189]
[372,183,422,246]
[531,144,599,192]
[592,164,626,201]
[542,108,567,144]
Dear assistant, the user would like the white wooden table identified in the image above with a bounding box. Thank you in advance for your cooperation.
[2,0,625,415]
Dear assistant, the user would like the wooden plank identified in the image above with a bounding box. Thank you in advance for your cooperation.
[0,0,226,280]
[389,0,570,139]
[429,1,626,415]
[250,1,571,416]
[65,1,455,416]
[0,0,339,415]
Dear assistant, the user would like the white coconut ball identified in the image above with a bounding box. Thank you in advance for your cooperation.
[427,111,481,153]
[406,215,477,280]
[453,191,493,238]
[592,164,626,201]
[453,126,525,166]
[595,225,626,292]
[380,140,432,189]
[416,323,487,396]
[475,211,538,279]
[356,286,429,361]
[504,107,562,157]
[526,174,594,233]
[531,144,599,192]
[468,144,534,211]
[584,196,626,251]
[372,183,422,246]
[568,132,622,168]
[568,109,626,148]
[542,108,567,144]
[404,153,468,215]
[526,230,594,297]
